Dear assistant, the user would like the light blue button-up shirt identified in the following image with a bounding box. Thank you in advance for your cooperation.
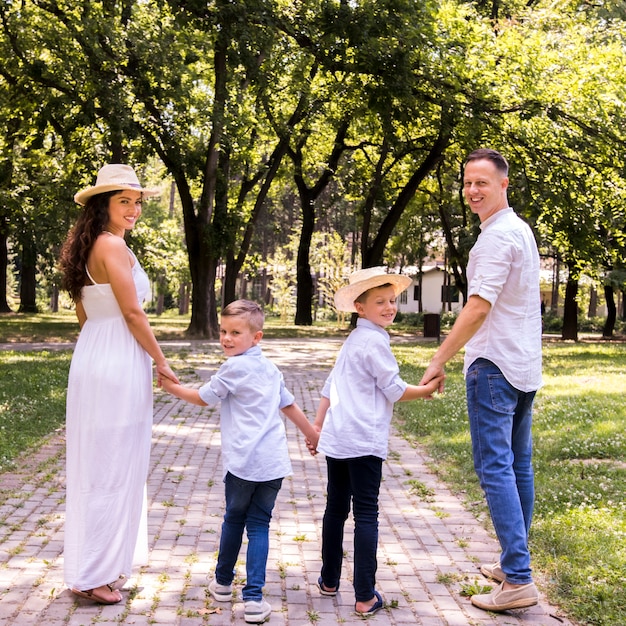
[464,207,543,392]
[198,345,295,481]
[317,318,408,460]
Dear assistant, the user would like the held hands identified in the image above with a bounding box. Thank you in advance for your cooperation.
[422,374,445,399]
[305,425,321,457]
[156,362,180,388]
[419,363,446,394]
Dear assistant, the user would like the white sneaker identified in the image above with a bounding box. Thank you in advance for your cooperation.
[244,599,272,623]
[208,578,233,602]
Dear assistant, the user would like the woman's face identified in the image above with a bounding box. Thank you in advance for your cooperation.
[106,190,143,235]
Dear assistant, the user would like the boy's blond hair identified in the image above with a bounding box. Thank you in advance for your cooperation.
[354,282,393,307]
[221,299,265,332]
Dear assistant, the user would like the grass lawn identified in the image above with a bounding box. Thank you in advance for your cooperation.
[394,340,626,626]
[1,311,624,624]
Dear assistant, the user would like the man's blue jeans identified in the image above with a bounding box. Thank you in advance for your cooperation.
[215,472,282,602]
[466,358,536,585]
[321,455,382,602]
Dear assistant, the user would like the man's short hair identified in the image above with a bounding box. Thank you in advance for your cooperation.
[465,148,509,176]
[221,299,265,332]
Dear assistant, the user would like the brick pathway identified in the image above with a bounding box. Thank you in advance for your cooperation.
[0,338,575,625]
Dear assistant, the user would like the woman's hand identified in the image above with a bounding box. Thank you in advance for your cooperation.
[156,362,179,387]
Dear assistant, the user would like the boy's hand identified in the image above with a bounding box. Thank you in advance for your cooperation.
[423,375,444,399]
[160,376,178,394]
[305,424,321,456]
[420,363,446,393]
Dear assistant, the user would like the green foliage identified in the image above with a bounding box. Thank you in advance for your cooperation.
[394,342,626,626]
[2,0,626,335]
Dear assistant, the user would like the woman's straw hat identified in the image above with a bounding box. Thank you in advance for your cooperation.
[334,266,412,313]
[74,164,161,206]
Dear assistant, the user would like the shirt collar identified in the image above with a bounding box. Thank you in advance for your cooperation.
[480,206,514,231]
[235,345,262,357]
[356,317,391,341]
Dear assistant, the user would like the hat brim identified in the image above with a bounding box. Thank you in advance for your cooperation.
[74,184,161,206]
[334,274,412,312]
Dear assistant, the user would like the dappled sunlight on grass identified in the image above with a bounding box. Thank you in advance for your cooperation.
[394,341,626,626]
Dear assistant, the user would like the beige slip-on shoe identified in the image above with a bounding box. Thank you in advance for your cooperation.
[480,561,506,583]
[471,581,539,612]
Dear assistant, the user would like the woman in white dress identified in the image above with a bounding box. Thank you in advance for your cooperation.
[59,164,179,604]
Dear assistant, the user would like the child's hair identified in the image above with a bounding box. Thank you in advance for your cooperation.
[221,299,265,332]
[354,282,393,306]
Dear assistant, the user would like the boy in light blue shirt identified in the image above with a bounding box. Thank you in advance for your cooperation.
[162,299,318,624]
[310,267,442,616]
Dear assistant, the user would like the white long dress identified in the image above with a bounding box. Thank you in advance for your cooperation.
[64,250,152,591]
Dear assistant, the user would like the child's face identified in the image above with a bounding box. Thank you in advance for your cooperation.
[219,315,263,357]
[354,285,398,328]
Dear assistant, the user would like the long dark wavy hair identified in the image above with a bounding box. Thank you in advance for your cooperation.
[59,191,118,302]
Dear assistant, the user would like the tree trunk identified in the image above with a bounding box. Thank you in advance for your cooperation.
[187,253,219,337]
[561,275,578,341]
[223,250,238,307]
[364,123,451,267]
[295,198,314,325]
[602,285,616,338]
[588,286,597,317]
[0,224,12,313]
[18,237,38,313]
[50,284,59,312]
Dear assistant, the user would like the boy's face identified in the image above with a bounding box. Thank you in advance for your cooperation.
[219,315,263,357]
[354,284,398,328]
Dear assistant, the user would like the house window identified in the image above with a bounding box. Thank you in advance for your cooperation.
[399,290,407,305]
[441,285,460,303]
[413,285,421,300]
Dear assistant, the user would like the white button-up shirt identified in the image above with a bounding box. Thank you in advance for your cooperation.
[199,345,295,481]
[464,207,543,392]
[317,318,408,460]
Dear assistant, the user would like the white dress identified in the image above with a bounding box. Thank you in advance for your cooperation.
[64,249,152,591]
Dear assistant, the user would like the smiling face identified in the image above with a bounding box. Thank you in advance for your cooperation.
[354,284,398,328]
[463,158,509,222]
[219,314,263,357]
[105,190,143,236]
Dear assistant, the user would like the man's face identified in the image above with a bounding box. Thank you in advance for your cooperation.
[463,159,509,222]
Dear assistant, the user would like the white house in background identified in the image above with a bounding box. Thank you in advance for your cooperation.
[396,265,463,315]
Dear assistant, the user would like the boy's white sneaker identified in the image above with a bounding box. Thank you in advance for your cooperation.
[244,599,272,623]
[208,578,233,602]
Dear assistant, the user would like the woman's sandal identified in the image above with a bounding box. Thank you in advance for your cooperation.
[71,584,122,604]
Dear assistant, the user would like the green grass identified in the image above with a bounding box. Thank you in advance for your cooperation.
[0,350,72,472]
[394,341,626,626]
[0,309,354,343]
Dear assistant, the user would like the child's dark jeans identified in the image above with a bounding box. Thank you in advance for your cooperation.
[321,455,383,602]
[215,472,283,602]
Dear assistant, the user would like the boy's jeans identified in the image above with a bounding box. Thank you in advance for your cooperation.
[215,472,282,601]
[321,455,382,602]
[466,358,536,585]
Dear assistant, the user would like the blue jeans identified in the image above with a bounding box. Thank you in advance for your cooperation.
[321,455,382,602]
[466,358,536,585]
[215,472,282,602]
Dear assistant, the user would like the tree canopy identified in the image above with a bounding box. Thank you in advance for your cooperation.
[1,0,625,339]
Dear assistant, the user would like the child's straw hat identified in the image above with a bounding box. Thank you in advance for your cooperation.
[74,164,161,206]
[334,266,412,313]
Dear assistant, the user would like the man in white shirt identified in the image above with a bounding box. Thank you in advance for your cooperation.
[420,149,542,612]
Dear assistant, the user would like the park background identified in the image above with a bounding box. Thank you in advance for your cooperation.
[0,1,625,624]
